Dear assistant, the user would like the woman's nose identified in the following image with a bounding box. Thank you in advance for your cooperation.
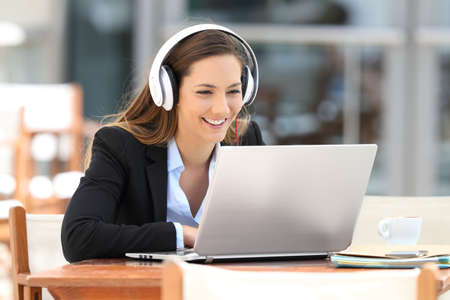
[210,93,231,115]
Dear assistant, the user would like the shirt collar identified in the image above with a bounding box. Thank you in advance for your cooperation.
[167,137,221,172]
[210,141,220,170]
[167,138,184,172]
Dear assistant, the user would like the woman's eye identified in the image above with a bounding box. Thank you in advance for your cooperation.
[228,89,241,94]
[196,90,212,95]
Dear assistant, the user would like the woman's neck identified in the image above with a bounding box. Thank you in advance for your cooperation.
[174,133,215,169]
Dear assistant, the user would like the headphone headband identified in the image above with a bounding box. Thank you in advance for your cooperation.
[149,24,259,111]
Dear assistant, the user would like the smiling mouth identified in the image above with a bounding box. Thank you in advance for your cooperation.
[202,117,226,126]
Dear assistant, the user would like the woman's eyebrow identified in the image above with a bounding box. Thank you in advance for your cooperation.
[195,83,216,88]
[195,82,242,88]
[228,82,242,88]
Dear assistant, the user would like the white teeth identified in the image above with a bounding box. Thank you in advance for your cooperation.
[203,118,225,125]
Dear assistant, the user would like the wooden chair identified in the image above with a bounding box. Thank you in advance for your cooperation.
[9,205,66,300]
[0,200,22,245]
[162,260,441,300]
[8,83,84,213]
[352,195,450,246]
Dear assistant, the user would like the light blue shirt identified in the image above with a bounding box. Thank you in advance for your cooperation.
[166,138,219,249]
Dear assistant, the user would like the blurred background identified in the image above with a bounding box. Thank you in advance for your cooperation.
[1,0,450,211]
[3,2,450,299]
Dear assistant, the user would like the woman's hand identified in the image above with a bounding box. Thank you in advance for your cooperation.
[182,225,198,248]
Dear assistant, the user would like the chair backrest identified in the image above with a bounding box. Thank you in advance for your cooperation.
[352,195,450,246]
[9,205,67,300]
[26,213,66,273]
[0,200,23,247]
[162,261,439,300]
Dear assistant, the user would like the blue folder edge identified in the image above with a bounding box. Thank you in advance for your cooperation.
[330,254,450,269]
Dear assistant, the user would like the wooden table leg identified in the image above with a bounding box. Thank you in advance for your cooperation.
[24,286,42,300]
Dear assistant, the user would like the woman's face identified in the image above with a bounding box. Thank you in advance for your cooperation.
[176,54,243,146]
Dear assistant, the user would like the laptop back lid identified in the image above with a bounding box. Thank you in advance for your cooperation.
[194,144,377,256]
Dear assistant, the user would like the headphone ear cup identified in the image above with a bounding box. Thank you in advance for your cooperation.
[160,65,178,111]
[242,65,254,105]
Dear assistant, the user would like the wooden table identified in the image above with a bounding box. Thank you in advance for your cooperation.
[23,258,449,300]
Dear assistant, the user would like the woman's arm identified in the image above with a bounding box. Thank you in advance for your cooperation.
[61,127,176,262]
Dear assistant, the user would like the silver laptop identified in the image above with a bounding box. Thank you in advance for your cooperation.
[126,144,377,263]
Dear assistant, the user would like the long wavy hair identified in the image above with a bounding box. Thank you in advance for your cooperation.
[84,29,252,169]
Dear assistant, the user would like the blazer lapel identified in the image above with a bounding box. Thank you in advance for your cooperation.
[145,145,168,221]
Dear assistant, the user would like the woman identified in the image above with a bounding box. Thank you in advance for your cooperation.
[61,24,264,263]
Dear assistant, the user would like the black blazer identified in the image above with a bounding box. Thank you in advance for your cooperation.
[61,121,264,262]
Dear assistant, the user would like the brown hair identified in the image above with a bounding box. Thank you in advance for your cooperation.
[84,29,252,169]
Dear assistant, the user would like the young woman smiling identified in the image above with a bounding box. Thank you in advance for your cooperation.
[61,24,264,262]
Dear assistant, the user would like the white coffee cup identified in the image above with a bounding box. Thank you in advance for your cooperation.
[377,217,422,245]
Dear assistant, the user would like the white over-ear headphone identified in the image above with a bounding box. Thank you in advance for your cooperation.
[148,24,259,111]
